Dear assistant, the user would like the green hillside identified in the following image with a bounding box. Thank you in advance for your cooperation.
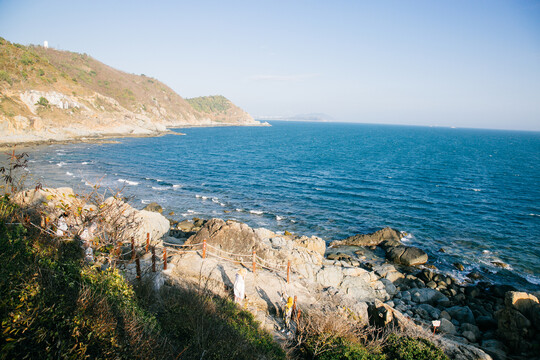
[0,37,259,145]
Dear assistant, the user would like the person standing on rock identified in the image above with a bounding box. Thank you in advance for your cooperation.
[234,268,247,305]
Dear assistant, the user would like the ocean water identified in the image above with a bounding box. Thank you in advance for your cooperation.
[19,122,540,291]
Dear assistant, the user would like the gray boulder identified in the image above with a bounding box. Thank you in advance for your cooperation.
[330,227,402,247]
[142,202,163,213]
[439,318,457,335]
[410,288,449,304]
[416,303,441,320]
[447,306,476,325]
[386,245,428,266]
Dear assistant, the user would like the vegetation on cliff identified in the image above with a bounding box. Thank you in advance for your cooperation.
[0,37,258,144]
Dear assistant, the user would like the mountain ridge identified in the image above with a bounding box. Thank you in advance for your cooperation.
[0,38,265,145]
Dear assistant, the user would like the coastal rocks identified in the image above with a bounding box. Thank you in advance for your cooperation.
[386,245,428,266]
[408,288,449,304]
[330,227,428,267]
[135,209,170,241]
[142,202,163,213]
[291,235,326,257]
[186,218,268,256]
[439,318,457,335]
[504,291,539,319]
[495,290,540,354]
[316,266,343,288]
[330,227,402,247]
[447,306,476,325]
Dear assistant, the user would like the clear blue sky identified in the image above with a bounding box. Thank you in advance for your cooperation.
[1,0,539,130]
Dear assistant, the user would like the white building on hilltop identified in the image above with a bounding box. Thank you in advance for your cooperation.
[44,41,48,48]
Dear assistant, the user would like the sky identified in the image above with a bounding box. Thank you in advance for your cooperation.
[0,0,539,131]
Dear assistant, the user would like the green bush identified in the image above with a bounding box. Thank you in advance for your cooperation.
[154,285,285,360]
[36,96,49,107]
[0,201,170,359]
[20,53,34,65]
[0,70,12,85]
[385,334,449,360]
[186,95,231,114]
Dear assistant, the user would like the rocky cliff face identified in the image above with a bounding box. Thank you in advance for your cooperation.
[0,38,265,145]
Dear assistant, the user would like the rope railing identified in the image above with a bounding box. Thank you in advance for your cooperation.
[34,219,296,283]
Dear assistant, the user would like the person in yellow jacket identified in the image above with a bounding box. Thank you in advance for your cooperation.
[282,296,294,333]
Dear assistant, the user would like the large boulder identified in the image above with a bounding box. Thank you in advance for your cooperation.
[409,288,449,304]
[292,235,326,257]
[505,291,539,318]
[142,202,163,213]
[495,307,531,351]
[386,245,428,266]
[447,306,476,325]
[316,266,344,288]
[330,227,402,247]
[186,218,269,257]
[135,210,170,241]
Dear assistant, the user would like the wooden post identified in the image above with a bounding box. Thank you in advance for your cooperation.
[252,250,256,274]
[151,246,156,272]
[163,247,168,270]
[287,260,291,284]
[296,308,301,323]
[292,296,297,318]
[135,257,141,281]
[131,238,135,260]
[202,239,207,259]
[146,233,150,253]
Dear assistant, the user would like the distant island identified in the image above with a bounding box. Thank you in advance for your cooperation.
[0,37,265,146]
[257,113,334,122]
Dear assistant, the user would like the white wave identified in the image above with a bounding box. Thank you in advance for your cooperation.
[173,184,182,188]
[187,210,197,214]
[196,194,202,198]
[291,219,297,223]
[151,186,168,190]
[81,162,89,165]
[211,197,220,203]
[84,181,93,187]
[235,208,243,212]
[528,213,540,217]
[56,162,67,167]
[469,188,482,192]
[482,250,491,254]
[220,202,226,207]
[118,179,139,186]
[157,179,164,182]
[201,196,208,200]
[141,200,151,204]
[275,215,284,221]
[66,171,73,176]
[314,188,323,191]
[525,274,540,285]
[250,210,264,215]
[400,233,413,242]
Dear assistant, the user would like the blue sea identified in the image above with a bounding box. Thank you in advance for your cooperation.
[21,122,540,291]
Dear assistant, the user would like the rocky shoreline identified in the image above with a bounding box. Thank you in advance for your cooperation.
[14,190,540,360]
[164,213,540,360]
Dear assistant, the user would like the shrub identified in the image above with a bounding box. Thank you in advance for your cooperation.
[384,334,449,360]
[153,284,285,359]
[20,53,34,65]
[36,96,49,107]
[0,70,12,85]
